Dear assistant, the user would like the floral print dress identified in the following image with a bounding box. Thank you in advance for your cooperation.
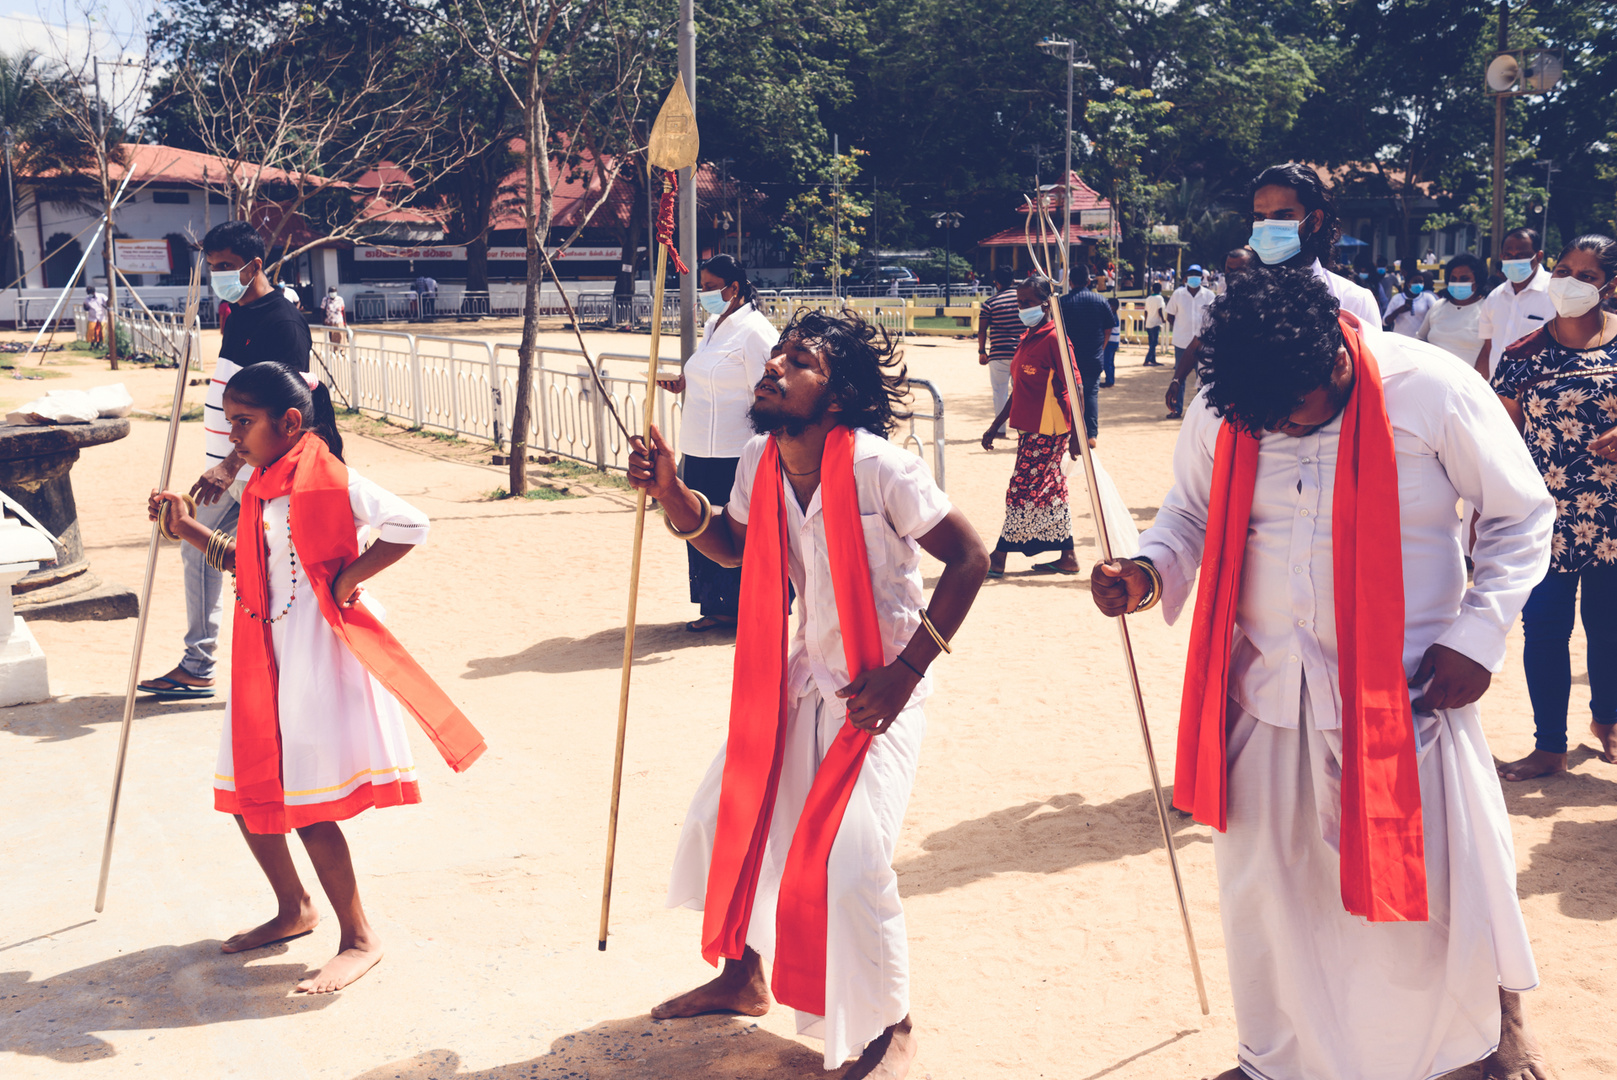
[1492,326,1617,571]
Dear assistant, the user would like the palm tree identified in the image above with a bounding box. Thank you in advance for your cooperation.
[0,51,47,287]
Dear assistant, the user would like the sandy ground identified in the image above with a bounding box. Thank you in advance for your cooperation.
[2,330,1615,1080]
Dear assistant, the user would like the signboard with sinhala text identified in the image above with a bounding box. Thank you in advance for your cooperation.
[113,239,173,275]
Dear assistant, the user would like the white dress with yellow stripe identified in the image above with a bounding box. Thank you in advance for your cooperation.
[213,470,428,822]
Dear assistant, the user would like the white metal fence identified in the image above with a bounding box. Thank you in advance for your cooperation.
[75,309,202,368]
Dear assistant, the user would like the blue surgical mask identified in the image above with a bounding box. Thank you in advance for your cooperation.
[211,268,249,303]
[1186,275,1202,288]
[698,288,729,314]
[1409,283,1424,295]
[1357,271,1371,281]
[1502,258,1535,284]
[1248,219,1302,266]
[1447,282,1474,301]
[1018,305,1046,327]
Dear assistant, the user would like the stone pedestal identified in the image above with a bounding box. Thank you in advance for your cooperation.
[0,564,48,706]
[0,418,138,621]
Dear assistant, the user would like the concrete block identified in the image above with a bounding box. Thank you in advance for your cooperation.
[0,615,49,706]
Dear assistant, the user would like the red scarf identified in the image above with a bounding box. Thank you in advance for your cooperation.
[1174,317,1427,922]
[701,425,888,1015]
[227,434,486,835]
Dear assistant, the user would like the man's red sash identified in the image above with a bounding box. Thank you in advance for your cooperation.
[701,425,888,1015]
[227,433,486,835]
[1173,317,1428,922]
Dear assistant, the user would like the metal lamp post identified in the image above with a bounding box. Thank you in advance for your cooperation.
[1036,38,1094,293]
[932,211,963,303]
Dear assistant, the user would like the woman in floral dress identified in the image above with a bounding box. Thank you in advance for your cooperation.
[981,274,1085,576]
[1492,234,1617,781]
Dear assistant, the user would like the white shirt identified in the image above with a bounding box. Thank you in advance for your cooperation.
[1383,289,1435,336]
[1416,297,1484,364]
[1165,286,1215,348]
[680,302,777,458]
[205,356,242,465]
[1477,268,1557,377]
[1137,326,1552,730]
[726,429,952,707]
[1311,260,1382,327]
[1144,294,1166,329]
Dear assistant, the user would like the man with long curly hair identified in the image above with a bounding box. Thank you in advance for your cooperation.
[1093,269,1557,1080]
[629,310,988,1079]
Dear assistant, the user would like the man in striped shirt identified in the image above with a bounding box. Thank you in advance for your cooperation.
[977,267,1025,439]
[138,221,312,699]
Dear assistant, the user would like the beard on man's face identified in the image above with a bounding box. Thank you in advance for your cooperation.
[748,381,834,437]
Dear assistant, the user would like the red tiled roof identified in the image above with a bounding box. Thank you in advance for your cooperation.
[979,223,1110,247]
[1019,172,1112,214]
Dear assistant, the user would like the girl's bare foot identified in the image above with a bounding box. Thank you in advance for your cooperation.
[844,1016,917,1080]
[650,948,771,1019]
[296,935,383,994]
[1497,749,1568,782]
[221,899,319,953]
[1590,721,1617,764]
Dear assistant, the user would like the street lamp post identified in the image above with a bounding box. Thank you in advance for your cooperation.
[1037,38,1094,293]
[932,211,963,303]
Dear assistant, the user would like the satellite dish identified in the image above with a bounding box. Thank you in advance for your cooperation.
[1486,53,1520,93]
[1524,51,1563,92]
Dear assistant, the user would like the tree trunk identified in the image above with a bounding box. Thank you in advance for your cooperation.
[466,236,490,295]
[509,73,554,496]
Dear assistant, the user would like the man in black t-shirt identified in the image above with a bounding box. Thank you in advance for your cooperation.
[138,220,312,700]
[1056,261,1116,443]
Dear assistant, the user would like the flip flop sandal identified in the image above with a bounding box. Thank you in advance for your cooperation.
[138,676,215,700]
[1030,561,1079,575]
[686,617,735,633]
[986,568,1005,579]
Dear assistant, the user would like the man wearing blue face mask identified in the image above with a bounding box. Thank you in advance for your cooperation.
[137,220,312,700]
[1382,270,1435,337]
[1246,162,1381,327]
[1475,226,1558,380]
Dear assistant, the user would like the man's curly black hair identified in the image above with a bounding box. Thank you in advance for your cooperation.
[1197,267,1344,435]
[776,307,911,438]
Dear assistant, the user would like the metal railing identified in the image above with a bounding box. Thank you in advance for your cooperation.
[904,378,947,489]
[76,308,202,367]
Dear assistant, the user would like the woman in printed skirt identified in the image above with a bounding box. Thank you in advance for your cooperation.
[657,255,778,631]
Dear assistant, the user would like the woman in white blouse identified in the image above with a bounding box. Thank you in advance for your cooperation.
[656,255,778,631]
[1416,253,1487,363]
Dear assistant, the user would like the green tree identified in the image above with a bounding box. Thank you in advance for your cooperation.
[776,148,872,288]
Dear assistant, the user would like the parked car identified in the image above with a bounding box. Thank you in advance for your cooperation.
[853,265,920,290]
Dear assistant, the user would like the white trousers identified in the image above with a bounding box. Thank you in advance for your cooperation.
[1216,693,1538,1080]
[667,685,922,1070]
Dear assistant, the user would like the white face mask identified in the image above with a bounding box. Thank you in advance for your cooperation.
[1547,275,1605,319]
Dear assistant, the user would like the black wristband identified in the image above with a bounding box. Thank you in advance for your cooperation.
[897,654,926,678]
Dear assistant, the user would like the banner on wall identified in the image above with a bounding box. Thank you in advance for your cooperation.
[113,239,174,274]
[1078,209,1113,230]
[354,245,632,263]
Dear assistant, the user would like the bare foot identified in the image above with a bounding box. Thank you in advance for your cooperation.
[1482,989,1554,1079]
[650,947,771,1019]
[1497,749,1568,782]
[843,1016,917,1080]
[1590,721,1617,764]
[296,938,383,994]
[221,899,319,953]
[1200,1071,1246,1080]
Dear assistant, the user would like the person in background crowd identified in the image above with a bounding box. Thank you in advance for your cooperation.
[1246,162,1381,326]
[983,273,1085,576]
[1477,227,1559,380]
[138,220,312,700]
[977,266,1025,439]
[1101,298,1121,387]
[1382,269,1434,337]
[1377,254,1400,295]
[83,286,107,348]
[1163,263,1216,419]
[1416,253,1488,363]
[320,286,347,355]
[1142,281,1166,366]
[1353,254,1392,311]
[1492,234,1617,783]
[412,272,438,320]
[1057,260,1114,441]
[280,279,302,310]
[655,254,777,633]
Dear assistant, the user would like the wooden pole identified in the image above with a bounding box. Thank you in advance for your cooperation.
[95,254,205,911]
[1024,197,1209,1014]
[598,184,672,950]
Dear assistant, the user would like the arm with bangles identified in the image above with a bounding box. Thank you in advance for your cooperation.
[147,490,414,606]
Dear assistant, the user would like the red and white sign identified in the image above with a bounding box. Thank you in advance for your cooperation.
[113,239,173,274]
[355,244,629,263]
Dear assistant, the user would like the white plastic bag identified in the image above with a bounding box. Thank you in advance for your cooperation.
[6,389,98,425]
[1066,448,1140,558]
[89,382,134,418]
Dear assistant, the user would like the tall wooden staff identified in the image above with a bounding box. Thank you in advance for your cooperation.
[94,254,206,912]
[598,76,699,950]
[1025,199,1210,1014]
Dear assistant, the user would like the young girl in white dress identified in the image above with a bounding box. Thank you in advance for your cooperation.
[150,362,484,993]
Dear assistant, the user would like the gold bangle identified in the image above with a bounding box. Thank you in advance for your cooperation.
[157,493,197,542]
[664,490,713,541]
[917,607,952,654]
[205,529,234,572]
[1131,558,1163,613]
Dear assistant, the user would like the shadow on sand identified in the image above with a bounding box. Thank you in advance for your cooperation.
[348,1014,840,1079]
[0,693,219,744]
[896,788,1207,898]
[461,622,732,679]
[0,939,336,1062]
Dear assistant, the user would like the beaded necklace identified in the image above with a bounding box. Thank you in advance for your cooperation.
[233,503,299,624]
